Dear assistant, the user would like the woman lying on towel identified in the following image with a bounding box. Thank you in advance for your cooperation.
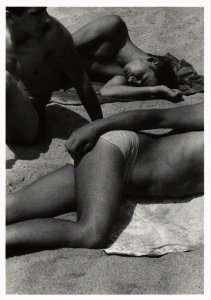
[6,103,203,252]
[72,15,203,101]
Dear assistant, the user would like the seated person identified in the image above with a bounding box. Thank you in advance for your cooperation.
[6,7,102,145]
[73,15,203,101]
[7,103,203,253]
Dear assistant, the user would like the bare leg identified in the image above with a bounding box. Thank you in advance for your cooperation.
[7,164,76,224]
[6,71,40,144]
[6,138,125,251]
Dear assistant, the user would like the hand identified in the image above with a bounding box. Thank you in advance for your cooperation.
[159,85,183,102]
[65,123,100,160]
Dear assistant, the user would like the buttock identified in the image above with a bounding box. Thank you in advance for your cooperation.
[100,130,139,193]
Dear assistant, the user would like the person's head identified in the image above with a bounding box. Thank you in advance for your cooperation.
[124,56,178,88]
[6,7,50,36]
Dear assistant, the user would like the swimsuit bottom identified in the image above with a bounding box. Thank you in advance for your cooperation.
[100,130,139,193]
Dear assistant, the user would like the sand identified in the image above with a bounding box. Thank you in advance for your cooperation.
[6,7,204,294]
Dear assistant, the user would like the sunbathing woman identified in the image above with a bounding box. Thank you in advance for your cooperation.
[6,103,203,253]
[72,15,203,102]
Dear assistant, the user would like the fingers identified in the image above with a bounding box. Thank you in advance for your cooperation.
[170,89,182,102]
[65,135,96,161]
[65,137,84,158]
[67,141,94,162]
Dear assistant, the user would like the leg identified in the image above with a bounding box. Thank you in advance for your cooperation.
[6,139,125,250]
[6,71,39,144]
[7,164,76,224]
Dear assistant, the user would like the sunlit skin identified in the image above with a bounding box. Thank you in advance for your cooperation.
[6,103,203,253]
[123,59,159,87]
[72,15,181,101]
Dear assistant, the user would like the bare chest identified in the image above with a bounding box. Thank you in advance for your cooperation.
[15,39,61,97]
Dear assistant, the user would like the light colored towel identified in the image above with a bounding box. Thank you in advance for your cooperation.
[50,83,135,106]
[105,195,203,256]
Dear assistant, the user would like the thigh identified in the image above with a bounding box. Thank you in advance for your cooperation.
[6,71,39,144]
[75,138,125,236]
[7,164,76,224]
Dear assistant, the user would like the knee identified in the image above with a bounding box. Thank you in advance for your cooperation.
[80,222,109,249]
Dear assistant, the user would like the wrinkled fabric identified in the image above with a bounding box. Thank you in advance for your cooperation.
[105,195,203,256]
[163,53,204,95]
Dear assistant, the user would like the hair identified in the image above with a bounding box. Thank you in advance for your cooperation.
[149,55,178,89]
[6,7,28,16]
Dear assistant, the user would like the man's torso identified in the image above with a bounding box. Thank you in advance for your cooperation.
[132,131,204,198]
[6,20,67,104]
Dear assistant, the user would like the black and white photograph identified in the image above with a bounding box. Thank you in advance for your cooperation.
[2,0,211,297]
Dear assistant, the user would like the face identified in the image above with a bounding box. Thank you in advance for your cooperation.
[124,59,158,87]
[10,8,51,36]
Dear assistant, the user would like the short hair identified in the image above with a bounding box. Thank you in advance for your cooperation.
[148,55,178,89]
[6,7,27,16]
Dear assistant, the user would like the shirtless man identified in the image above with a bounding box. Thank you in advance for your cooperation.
[7,103,203,252]
[6,7,102,144]
[73,15,182,101]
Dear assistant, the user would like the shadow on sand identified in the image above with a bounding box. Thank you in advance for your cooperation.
[6,104,89,169]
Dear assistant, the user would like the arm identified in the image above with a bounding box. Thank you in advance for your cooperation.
[99,76,182,102]
[65,102,203,159]
[6,26,19,79]
[48,20,102,121]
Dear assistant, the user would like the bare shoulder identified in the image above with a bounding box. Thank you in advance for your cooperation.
[104,75,127,86]
[44,16,74,50]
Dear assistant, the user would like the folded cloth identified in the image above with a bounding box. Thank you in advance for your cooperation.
[104,195,203,256]
[162,53,204,95]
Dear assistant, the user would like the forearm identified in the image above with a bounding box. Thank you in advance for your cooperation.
[89,109,162,135]
[99,85,157,99]
[78,80,103,120]
[87,103,204,135]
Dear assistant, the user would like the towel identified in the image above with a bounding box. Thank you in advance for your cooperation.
[104,195,203,256]
[50,53,203,106]
[162,53,204,95]
[50,83,119,106]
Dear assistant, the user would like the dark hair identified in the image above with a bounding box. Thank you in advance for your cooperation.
[149,55,178,89]
[6,7,27,16]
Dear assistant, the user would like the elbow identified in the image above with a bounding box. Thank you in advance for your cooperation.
[98,87,110,97]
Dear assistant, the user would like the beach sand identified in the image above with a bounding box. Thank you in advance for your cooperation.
[6,7,204,294]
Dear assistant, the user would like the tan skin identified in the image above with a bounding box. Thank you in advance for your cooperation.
[73,15,182,101]
[6,7,102,144]
[6,103,203,253]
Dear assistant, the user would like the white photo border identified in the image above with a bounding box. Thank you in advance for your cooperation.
[1,0,210,299]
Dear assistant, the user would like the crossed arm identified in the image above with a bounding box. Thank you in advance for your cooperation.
[65,102,203,159]
[98,75,182,102]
